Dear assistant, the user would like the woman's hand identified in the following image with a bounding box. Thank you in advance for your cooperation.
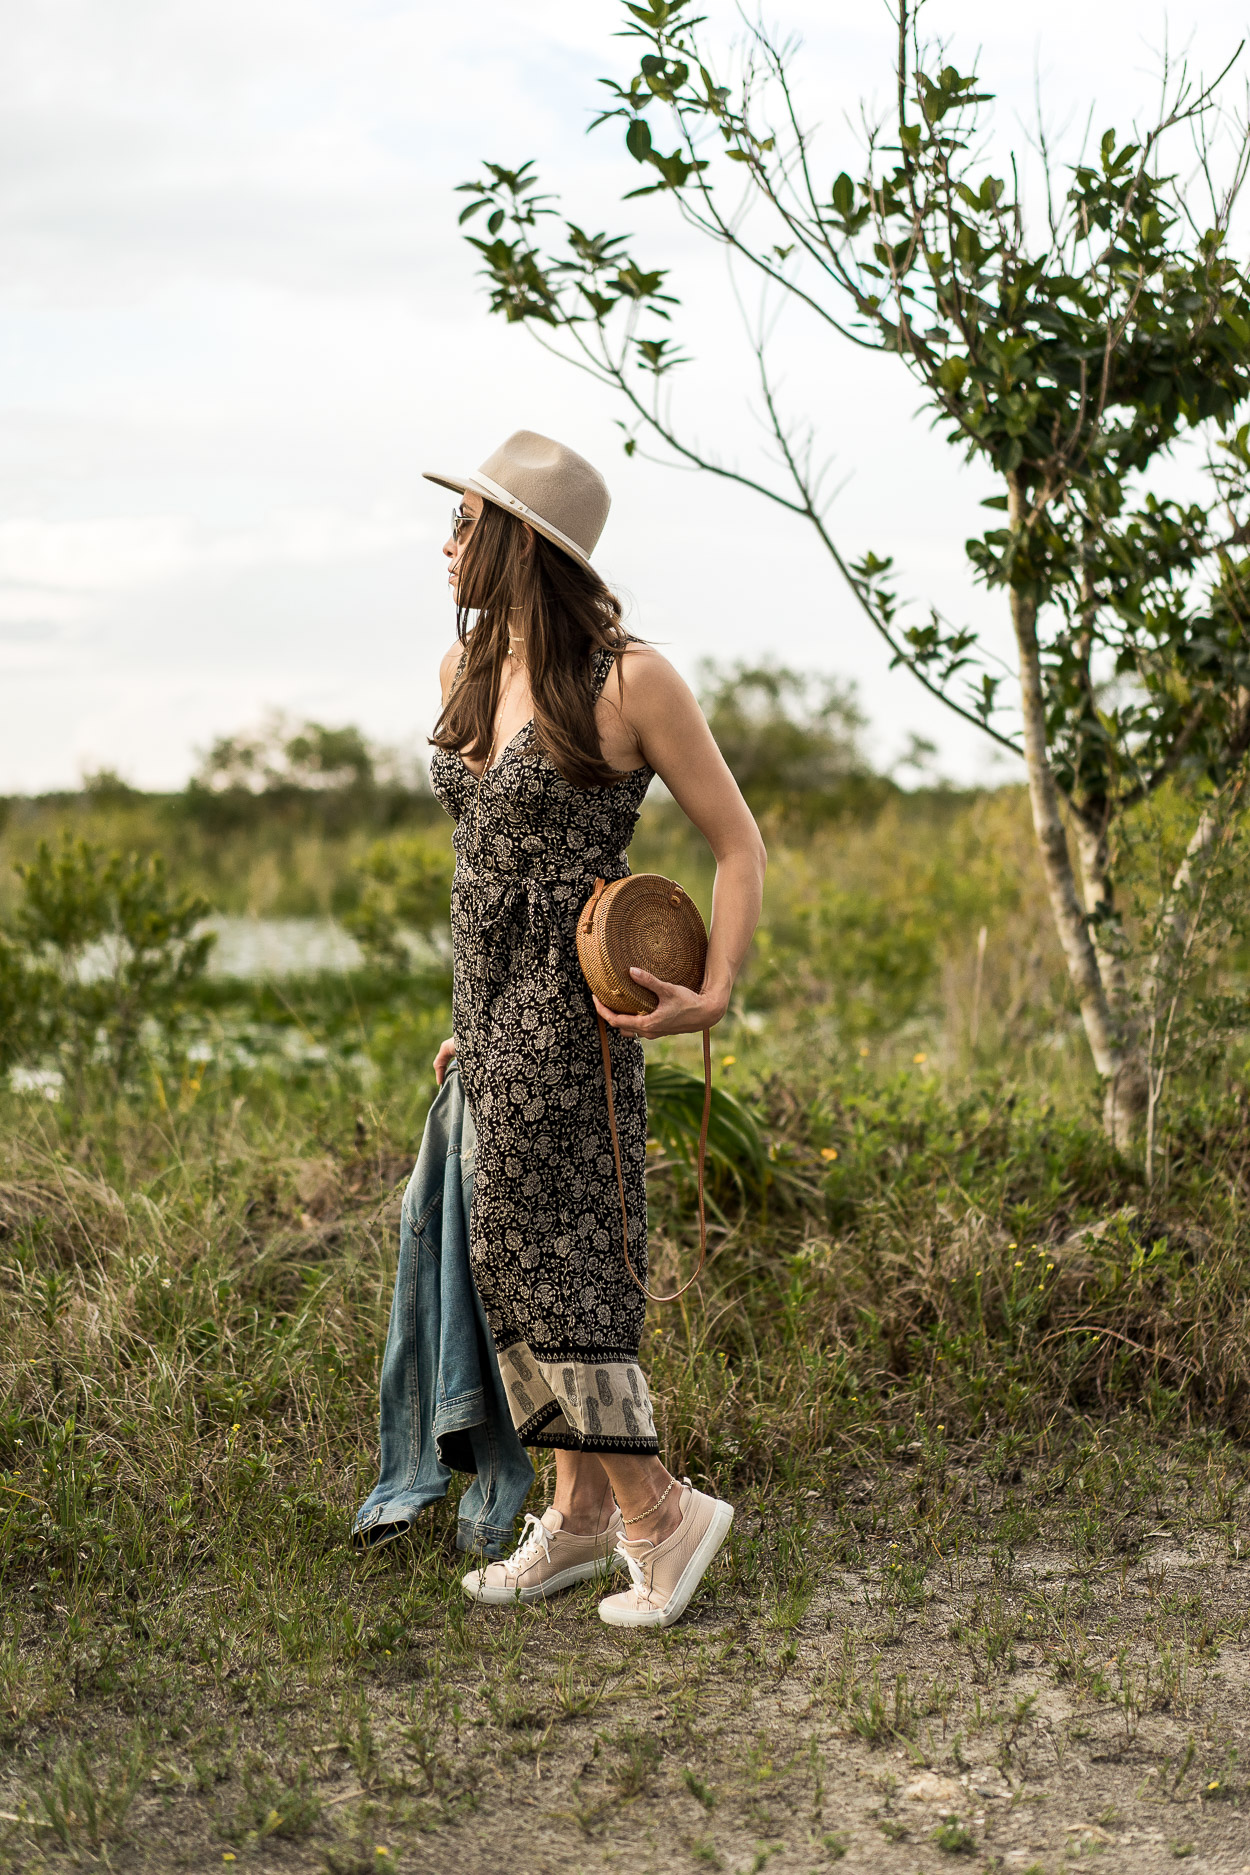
[593,969,726,1041]
[433,1038,457,1086]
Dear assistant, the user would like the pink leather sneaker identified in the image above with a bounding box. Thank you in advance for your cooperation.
[461,1506,625,1605]
[598,1481,733,1629]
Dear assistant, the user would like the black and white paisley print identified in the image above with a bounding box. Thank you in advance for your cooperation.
[429,643,659,1454]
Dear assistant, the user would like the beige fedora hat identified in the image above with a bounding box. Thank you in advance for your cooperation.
[423,429,610,570]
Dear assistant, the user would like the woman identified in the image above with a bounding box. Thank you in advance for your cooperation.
[424,430,765,1629]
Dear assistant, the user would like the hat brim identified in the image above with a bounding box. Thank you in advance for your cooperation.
[422,468,594,570]
[422,470,471,497]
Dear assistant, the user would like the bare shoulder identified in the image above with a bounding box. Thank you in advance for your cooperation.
[609,643,698,718]
[439,639,464,704]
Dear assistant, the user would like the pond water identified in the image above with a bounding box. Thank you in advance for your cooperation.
[202,917,365,979]
[8,918,411,1098]
[68,917,369,982]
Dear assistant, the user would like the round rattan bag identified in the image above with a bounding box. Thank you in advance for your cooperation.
[576,873,707,1014]
[577,873,711,1304]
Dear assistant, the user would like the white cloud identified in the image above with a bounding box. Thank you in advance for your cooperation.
[0,0,626,302]
[2,0,1247,789]
[0,508,428,597]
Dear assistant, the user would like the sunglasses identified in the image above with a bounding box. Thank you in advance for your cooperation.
[451,504,475,542]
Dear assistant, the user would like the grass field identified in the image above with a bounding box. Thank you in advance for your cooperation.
[3,780,1250,1874]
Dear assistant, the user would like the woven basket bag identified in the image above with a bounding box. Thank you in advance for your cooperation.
[577,873,712,1302]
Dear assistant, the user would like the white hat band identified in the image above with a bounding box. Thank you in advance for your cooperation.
[468,470,591,567]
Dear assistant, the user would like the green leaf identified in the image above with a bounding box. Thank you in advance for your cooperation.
[831,171,855,216]
[645,1062,771,1199]
[641,54,689,95]
[626,117,653,162]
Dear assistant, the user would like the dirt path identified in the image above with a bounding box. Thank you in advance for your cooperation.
[5,1490,1250,1875]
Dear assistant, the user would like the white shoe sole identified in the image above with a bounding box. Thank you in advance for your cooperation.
[461,1552,622,1606]
[598,1499,734,1630]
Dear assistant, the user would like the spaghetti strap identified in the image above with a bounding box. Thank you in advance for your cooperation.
[591,634,638,704]
[590,646,614,703]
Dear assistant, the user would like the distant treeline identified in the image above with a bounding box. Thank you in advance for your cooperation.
[0,716,442,842]
[0,662,951,837]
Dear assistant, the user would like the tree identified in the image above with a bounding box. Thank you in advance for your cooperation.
[697,660,876,817]
[191,715,376,795]
[181,714,433,838]
[456,0,1250,1139]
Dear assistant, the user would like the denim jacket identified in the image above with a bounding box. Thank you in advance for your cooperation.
[352,1062,533,1557]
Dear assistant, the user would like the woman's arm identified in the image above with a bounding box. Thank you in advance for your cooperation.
[597,649,766,1041]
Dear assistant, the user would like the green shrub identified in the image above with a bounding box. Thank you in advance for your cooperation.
[0,929,47,1071]
[645,1060,772,1203]
[5,833,213,1094]
[345,831,455,972]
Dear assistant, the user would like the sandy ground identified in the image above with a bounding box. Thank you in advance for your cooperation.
[7,1498,1249,1875]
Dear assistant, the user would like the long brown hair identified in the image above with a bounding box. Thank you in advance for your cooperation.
[430,499,631,788]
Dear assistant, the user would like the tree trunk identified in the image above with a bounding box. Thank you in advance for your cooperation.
[1072,819,1132,1013]
[1144,724,1250,1010]
[1007,478,1144,1143]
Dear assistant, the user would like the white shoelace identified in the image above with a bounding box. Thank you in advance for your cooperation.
[503,1512,553,1576]
[614,1479,690,1601]
[615,1538,654,1600]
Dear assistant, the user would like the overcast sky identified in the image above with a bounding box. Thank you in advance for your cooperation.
[3,0,1247,791]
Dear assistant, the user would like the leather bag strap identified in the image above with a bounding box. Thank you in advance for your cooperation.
[596,1012,711,1304]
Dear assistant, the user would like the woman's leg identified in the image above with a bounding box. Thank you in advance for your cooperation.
[596,1454,683,1544]
[460,1451,621,1604]
[550,1450,616,1535]
[551,1451,683,1542]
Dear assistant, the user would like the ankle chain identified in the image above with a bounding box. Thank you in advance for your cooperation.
[621,1476,678,1528]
